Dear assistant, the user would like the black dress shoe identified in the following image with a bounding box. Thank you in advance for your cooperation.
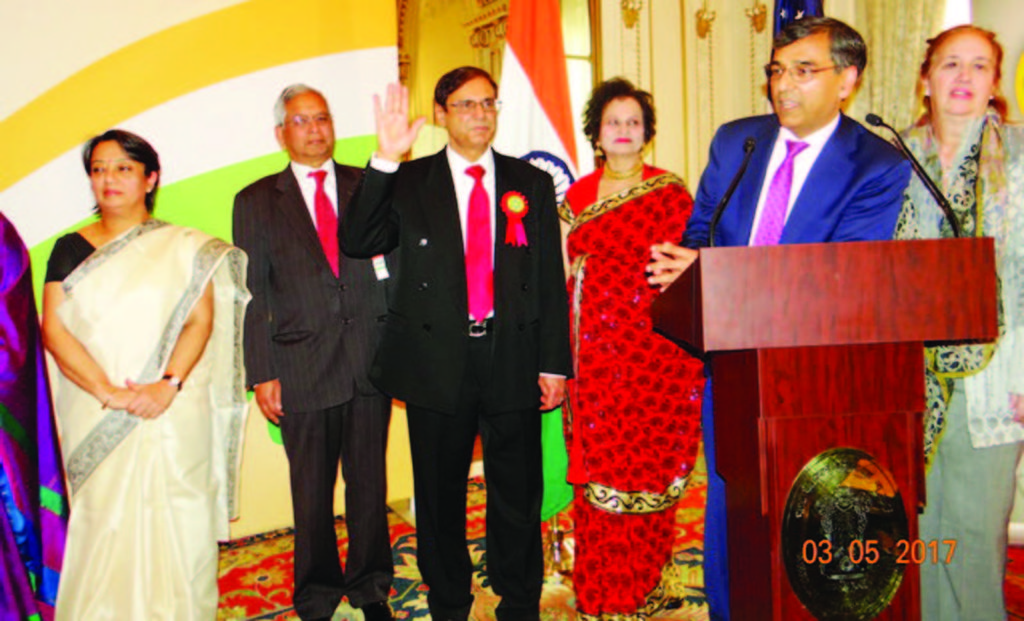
[360,601,395,621]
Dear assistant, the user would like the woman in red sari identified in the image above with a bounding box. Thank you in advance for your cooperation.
[559,78,705,620]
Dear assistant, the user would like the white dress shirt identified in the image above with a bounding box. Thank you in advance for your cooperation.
[371,147,497,319]
[747,114,841,245]
[369,147,497,255]
[289,160,338,221]
[369,147,561,377]
[445,146,497,257]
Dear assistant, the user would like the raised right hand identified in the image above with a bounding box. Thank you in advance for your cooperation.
[374,82,427,163]
[254,379,285,424]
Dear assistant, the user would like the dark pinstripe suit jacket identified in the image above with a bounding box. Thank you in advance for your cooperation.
[233,162,390,414]
[340,149,572,415]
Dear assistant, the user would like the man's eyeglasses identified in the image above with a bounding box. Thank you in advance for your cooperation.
[285,113,332,128]
[764,63,838,83]
[447,99,501,114]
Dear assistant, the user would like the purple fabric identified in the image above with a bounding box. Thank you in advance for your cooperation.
[752,140,808,246]
[0,214,68,621]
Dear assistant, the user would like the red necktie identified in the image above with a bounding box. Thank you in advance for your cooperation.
[465,165,493,321]
[752,140,809,246]
[308,170,339,276]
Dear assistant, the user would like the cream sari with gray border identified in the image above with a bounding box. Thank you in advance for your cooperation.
[53,219,249,620]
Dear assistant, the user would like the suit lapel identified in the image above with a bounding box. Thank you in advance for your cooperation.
[493,153,514,312]
[422,152,469,313]
[492,150,539,327]
[780,115,854,244]
[333,162,359,219]
[727,119,778,246]
[275,167,333,273]
[493,154,512,266]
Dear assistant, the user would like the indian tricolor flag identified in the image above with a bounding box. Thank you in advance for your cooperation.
[494,0,577,520]
[494,0,578,203]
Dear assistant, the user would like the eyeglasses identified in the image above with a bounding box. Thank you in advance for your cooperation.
[764,63,838,83]
[285,113,332,128]
[447,98,501,114]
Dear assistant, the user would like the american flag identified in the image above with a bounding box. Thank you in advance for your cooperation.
[774,0,825,35]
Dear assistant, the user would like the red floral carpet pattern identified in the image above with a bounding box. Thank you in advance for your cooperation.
[219,462,1024,619]
[217,470,710,621]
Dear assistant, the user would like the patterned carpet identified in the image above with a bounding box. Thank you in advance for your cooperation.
[216,471,710,621]
[216,458,1024,621]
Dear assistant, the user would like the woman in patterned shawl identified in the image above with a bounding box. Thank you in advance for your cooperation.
[40,129,249,619]
[559,78,705,620]
[893,26,1024,620]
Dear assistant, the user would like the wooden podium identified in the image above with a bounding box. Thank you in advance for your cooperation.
[651,238,998,620]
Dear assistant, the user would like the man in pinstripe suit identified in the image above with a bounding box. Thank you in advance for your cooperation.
[233,85,395,621]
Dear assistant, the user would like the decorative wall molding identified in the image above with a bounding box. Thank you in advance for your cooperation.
[621,0,642,29]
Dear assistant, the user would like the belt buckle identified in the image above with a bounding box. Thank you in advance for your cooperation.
[469,321,488,338]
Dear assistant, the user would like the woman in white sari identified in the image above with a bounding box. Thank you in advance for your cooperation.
[41,129,249,619]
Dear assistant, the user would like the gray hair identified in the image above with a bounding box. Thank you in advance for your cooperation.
[273,84,328,126]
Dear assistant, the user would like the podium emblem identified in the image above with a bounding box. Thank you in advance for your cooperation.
[782,447,908,620]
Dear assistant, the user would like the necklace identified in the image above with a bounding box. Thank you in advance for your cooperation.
[602,162,643,181]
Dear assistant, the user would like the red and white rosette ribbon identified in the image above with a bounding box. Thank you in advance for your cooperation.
[501,191,529,247]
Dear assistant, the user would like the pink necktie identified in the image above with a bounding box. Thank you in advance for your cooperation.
[308,170,339,277]
[465,165,493,322]
[752,140,809,246]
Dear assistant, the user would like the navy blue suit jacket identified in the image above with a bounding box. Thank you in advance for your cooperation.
[683,113,911,248]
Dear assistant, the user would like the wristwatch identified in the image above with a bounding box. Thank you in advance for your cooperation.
[162,374,184,391]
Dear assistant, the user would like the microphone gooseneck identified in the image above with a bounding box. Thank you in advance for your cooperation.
[709,137,757,248]
[866,113,962,238]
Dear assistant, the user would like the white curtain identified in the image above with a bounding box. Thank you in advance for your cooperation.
[846,0,947,132]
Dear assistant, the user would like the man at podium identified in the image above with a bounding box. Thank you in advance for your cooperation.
[646,16,911,621]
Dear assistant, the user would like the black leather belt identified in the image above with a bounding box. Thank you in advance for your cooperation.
[468,318,493,337]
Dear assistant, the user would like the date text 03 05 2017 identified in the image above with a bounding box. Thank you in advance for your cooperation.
[802,539,957,565]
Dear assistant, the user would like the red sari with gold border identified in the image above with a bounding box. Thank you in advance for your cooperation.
[559,166,705,619]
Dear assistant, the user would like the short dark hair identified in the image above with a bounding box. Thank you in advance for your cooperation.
[82,129,161,212]
[773,16,867,78]
[433,66,498,107]
[582,78,656,150]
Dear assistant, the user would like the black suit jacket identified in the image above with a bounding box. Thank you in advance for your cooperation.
[340,149,572,415]
[233,162,390,413]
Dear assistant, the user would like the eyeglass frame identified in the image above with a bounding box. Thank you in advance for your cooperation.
[446,98,502,114]
[764,62,840,84]
[283,113,333,129]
